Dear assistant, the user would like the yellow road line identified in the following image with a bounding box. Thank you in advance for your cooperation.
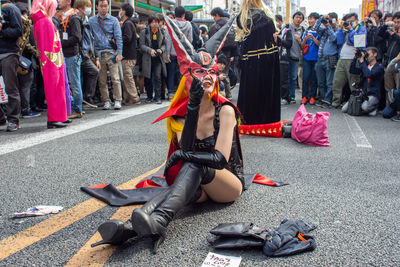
[0,163,164,262]
[64,205,138,267]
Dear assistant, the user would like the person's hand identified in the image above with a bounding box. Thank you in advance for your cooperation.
[150,49,156,57]
[359,51,365,63]
[167,54,171,62]
[96,60,101,70]
[386,21,395,27]
[230,57,234,62]
[163,150,183,178]
[294,34,301,43]
[188,67,204,106]
[372,17,377,27]
[273,33,278,43]
[0,23,2,31]
[219,73,226,80]
[116,54,123,62]
[157,49,162,55]
[395,52,400,61]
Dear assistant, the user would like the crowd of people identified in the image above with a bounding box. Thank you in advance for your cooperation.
[0,0,399,133]
[0,0,238,132]
[275,9,400,121]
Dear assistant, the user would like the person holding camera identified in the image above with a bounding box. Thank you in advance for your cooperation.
[89,0,123,110]
[0,0,23,131]
[314,12,338,108]
[379,12,400,93]
[300,12,320,105]
[364,10,385,62]
[342,47,384,116]
[140,15,166,104]
[332,13,367,108]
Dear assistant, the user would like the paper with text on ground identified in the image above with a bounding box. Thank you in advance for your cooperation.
[201,252,242,267]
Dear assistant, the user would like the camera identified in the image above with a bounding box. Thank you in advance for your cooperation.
[321,16,332,25]
[343,20,350,28]
[355,48,365,59]
[155,50,161,57]
[387,26,395,32]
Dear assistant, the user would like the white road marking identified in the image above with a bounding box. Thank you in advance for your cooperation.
[343,114,372,148]
[0,103,170,156]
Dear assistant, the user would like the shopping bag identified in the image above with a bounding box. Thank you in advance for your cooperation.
[0,76,8,104]
[291,104,330,146]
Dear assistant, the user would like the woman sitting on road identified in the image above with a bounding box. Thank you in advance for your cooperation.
[93,14,244,253]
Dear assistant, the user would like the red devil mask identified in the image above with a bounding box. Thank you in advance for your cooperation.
[163,13,235,88]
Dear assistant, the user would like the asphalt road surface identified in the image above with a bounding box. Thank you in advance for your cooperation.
[0,89,399,266]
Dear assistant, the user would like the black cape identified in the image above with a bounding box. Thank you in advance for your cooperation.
[237,9,281,125]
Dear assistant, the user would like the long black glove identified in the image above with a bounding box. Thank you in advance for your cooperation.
[208,222,269,249]
[179,69,204,151]
[164,150,228,177]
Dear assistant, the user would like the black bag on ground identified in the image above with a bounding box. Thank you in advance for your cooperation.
[347,90,364,116]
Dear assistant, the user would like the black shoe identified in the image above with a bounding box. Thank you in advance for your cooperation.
[93,189,170,247]
[131,163,205,253]
[47,121,67,129]
[6,122,19,132]
[91,220,137,247]
[145,98,153,103]
[63,119,73,124]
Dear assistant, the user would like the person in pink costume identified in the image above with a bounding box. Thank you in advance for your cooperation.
[31,0,68,128]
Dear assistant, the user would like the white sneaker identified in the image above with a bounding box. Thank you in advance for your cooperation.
[281,99,288,105]
[103,101,111,110]
[369,109,377,116]
[114,101,121,110]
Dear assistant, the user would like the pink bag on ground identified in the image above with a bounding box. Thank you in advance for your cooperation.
[291,104,330,146]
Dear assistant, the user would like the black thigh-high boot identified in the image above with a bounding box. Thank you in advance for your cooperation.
[131,162,214,253]
[92,188,170,247]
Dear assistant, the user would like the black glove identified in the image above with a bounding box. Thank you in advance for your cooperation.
[164,150,227,177]
[208,222,269,249]
[179,69,204,151]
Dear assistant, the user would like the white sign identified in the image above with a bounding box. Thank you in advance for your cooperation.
[354,34,366,48]
[201,252,242,267]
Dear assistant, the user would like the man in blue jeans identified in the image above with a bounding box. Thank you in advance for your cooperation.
[315,13,338,108]
[58,0,83,119]
[288,11,305,103]
[301,12,320,105]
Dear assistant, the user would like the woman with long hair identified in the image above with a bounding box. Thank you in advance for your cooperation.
[93,14,244,253]
[31,0,68,128]
[236,0,283,137]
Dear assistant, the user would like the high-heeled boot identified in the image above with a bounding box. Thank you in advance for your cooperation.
[131,162,214,253]
[91,188,170,247]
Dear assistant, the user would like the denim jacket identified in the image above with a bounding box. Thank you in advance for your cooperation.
[314,17,338,58]
[88,14,122,56]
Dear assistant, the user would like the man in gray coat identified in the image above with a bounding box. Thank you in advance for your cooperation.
[140,15,166,104]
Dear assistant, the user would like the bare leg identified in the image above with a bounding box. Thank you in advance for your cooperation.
[201,169,242,203]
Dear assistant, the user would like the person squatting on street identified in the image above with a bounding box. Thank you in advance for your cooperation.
[342,47,384,116]
[92,14,244,253]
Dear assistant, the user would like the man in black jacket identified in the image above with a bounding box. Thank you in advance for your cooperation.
[120,3,140,105]
[0,0,23,131]
[276,15,292,105]
[58,0,84,119]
